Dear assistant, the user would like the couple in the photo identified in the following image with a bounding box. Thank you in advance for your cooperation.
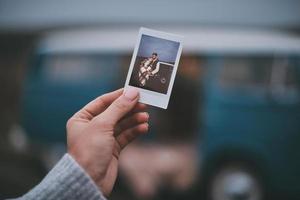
[138,52,160,87]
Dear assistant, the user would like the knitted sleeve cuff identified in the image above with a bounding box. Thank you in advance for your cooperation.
[19,154,107,200]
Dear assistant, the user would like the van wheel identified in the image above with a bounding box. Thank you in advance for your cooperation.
[208,164,263,200]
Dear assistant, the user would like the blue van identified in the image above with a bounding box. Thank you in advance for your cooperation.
[20,27,300,200]
[199,34,300,199]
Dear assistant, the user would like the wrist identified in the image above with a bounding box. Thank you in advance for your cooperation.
[69,151,108,195]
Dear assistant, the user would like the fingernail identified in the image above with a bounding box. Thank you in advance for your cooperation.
[124,88,139,101]
[144,112,149,120]
[145,123,149,131]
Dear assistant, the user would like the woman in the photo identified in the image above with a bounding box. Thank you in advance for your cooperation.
[138,53,159,86]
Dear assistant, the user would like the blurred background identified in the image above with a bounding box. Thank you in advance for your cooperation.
[1,0,300,199]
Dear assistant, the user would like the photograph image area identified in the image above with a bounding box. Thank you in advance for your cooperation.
[129,34,180,94]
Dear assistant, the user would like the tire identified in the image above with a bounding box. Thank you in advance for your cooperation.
[208,163,263,200]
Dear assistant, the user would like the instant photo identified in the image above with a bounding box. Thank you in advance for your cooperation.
[125,28,183,109]
[129,35,179,94]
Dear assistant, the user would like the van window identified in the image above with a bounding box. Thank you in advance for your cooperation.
[270,57,300,98]
[218,57,273,89]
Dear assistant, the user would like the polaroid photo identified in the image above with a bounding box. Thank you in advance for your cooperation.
[124,27,183,109]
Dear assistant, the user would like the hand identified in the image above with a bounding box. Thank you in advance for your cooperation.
[66,88,149,197]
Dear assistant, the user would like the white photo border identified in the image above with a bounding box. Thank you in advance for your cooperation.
[124,27,183,109]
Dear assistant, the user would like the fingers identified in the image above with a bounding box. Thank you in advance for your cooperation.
[132,103,147,112]
[114,112,149,136]
[123,103,147,120]
[97,88,139,125]
[131,103,147,114]
[73,89,123,120]
[116,123,149,151]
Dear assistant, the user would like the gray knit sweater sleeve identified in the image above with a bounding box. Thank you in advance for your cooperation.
[14,154,107,200]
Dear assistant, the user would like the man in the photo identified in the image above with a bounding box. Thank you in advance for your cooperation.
[138,52,160,87]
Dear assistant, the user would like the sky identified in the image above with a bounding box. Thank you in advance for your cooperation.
[137,34,180,63]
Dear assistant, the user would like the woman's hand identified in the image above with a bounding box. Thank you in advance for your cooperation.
[66,88,149,197]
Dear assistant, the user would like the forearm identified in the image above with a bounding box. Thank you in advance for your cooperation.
[13,154,106,200]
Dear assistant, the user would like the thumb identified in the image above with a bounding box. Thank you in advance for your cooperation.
[98,88,139,125]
